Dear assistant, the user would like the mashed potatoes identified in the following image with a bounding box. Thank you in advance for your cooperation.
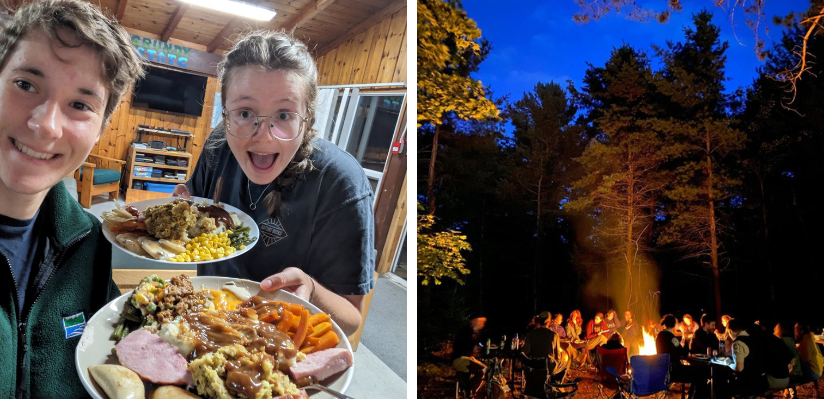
[189,345,301,399]
[158,318,197,358]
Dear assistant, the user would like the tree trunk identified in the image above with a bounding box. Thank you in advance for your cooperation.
[421,282,431,322]
[479,199,485,311]
[757,171,776,319]
[626,155,635,312]
[706,132,723,323]
[533,158,544,314]
[427,125,441,215]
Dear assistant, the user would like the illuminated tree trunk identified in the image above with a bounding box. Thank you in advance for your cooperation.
[706,131,723,322]
[625,154,636,312]
[427,125,441,215]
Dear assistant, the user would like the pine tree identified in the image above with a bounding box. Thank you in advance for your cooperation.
[655,11,746,319]
[566,45,667,313]
[505,82,582,313]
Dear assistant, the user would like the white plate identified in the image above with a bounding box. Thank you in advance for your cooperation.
[103,197,259,264]
[75,276,354,398]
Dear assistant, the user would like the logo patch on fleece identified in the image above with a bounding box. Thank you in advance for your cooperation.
[63,312,86,339]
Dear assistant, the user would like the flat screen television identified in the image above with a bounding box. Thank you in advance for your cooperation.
[132,66,207,117]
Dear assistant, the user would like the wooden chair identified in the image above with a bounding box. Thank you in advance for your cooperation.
[74,154,125,208]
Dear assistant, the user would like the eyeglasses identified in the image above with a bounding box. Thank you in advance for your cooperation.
[223,109,308,141]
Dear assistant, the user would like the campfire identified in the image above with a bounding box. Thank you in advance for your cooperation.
[637,328,657,355]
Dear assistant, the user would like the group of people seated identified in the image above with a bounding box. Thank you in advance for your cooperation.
[524,309,644,368]
[519,310,824,398]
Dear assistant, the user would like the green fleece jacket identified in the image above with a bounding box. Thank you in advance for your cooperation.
[0,182,119,399]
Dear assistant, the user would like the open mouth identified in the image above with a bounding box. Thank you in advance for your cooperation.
[248,151,279,171]
[12,138,59,160]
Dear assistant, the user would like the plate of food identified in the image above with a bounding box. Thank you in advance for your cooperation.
[75,275,354,399]
[101,197,258,264]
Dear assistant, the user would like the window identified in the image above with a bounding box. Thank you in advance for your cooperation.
[346,95,404,173]
[315,87,406,196]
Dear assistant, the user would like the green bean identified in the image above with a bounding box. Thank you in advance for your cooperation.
[121,310,141,323]
[111,321,124,341]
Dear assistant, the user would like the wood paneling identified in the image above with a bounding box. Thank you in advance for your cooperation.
[315,7,405,85]
[72,0,403,54]
[114,269,197,294]
[92,76,219,181]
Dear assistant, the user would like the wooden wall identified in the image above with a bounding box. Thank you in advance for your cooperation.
[91,76,219,172]
[315,7,406,86]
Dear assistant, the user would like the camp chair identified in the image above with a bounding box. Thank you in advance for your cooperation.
[595,346,629,397]
[523,353,571,398]
[608,354,671,399]
[74,154,125,208]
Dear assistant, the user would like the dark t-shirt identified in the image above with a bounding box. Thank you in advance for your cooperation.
[523,327,561,359]
[0,211,41,315]
[186,137,375,295]
[691,328,719,355]
[656,329,688,366]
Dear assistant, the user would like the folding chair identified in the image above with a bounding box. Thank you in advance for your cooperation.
[608,354,672,399]
[595,346,629,397]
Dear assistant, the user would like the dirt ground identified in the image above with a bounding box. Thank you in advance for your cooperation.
[418,361,824,398]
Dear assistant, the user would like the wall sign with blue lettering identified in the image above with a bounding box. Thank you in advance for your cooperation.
[130,34,221,77]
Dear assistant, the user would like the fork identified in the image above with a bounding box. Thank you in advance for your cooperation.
[304,384,355,399]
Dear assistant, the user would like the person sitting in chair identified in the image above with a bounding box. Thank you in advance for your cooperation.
[690,313,720,355]
[522,311,570,397]
[720,319,768,397]
[657,314,709,398]
[452,345,488,397]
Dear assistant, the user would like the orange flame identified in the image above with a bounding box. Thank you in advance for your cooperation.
[637,328,657,355]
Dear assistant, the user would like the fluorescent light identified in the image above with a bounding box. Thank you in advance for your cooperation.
[180,0,277,21]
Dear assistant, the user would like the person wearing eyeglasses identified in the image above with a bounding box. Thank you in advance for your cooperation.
[173,31,374,336]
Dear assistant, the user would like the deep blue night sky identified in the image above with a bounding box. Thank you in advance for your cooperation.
[462,0,811,104]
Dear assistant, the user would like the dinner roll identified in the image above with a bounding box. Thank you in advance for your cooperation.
[88,365,145,399]
[151,385,200,398]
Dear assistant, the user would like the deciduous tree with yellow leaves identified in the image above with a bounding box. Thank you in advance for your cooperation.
[418,0,498,215]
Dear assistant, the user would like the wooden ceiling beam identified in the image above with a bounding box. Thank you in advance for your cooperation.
[280,0,337,34]
[115,0,128,22]
[205,0,262,53]
[160,3,191,42]
[315,0,404,57]
[206,17,239,53]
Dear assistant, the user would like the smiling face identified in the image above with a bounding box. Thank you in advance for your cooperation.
[0,28,106,206]
[224,67,306,185]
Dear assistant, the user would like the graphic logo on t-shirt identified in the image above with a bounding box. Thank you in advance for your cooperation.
[260,217,288,247]
[63,312,86,339]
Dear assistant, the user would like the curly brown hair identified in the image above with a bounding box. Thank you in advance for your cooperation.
[0,0,145,125]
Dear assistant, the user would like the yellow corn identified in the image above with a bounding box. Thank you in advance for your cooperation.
[168,232,238,262]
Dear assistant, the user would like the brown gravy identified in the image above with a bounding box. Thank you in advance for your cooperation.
[195,205,236,230]
[181,296,300,397]
[224,353,275,396]
[182,307,296,361]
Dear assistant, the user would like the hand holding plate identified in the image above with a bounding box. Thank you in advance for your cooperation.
[260,267,313,302]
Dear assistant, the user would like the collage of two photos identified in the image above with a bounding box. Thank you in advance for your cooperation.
[417,0,824,398]
[0,0,408,398]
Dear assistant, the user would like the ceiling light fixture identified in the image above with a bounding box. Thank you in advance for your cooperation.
[180,0,277,21]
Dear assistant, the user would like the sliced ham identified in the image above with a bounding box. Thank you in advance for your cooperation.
[115,328,194,385]
[289,348,353,382]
